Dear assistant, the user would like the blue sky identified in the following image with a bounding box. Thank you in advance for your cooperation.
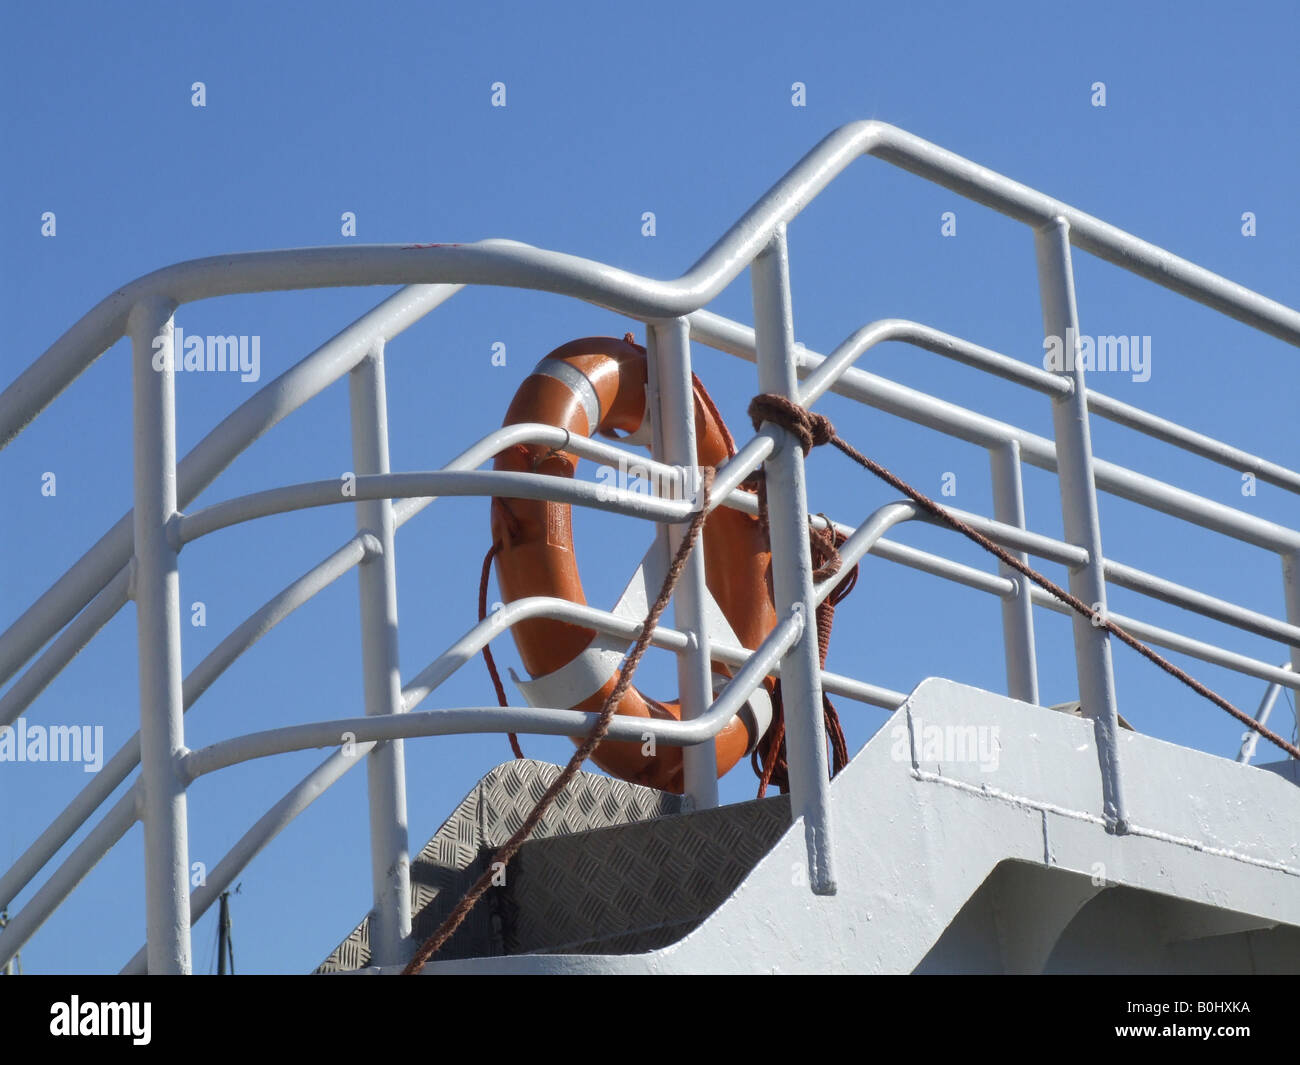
[2,0,1298,974]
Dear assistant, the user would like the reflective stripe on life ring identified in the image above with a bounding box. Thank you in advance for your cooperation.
[490,335,778,793]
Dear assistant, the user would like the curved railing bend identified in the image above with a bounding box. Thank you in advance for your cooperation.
[3,121,1299,974]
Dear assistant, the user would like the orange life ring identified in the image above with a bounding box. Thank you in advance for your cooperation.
[490,335,778,793]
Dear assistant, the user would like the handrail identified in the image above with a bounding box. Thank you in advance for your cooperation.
[692,313,1300,554]
[182,606,805,780]
[5,314,1298,939]
[7,303,1295,706]
[4,119,1299,973]
[7,122,1299,451]
[0,283,463,690]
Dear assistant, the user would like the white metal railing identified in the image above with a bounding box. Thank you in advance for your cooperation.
[2,121,1298,974]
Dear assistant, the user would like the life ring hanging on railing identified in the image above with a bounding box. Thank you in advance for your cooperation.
[489,335,778,793]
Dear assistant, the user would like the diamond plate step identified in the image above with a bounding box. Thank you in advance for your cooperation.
[317,758,791,971]
[500,790,792,955]
[317,759,682,971]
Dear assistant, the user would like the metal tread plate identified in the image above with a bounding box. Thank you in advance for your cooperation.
[316,758,684,971]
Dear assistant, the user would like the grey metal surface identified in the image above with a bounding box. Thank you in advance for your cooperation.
[1035,218,1125,833]
[4,119,1300,971]
[412,678,1300,974]
[502,791,790,955]
[916,862,1300,974]
[990,441,1039,704]
[348,343,412,966]
[130,298,192,974]
[316,759,685,971]
[752,226,836,895]
[650,316,720,811]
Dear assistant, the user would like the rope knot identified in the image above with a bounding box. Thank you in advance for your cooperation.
[747,393,834,455]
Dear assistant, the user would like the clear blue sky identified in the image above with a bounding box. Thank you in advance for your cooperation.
[2,0,1298,974]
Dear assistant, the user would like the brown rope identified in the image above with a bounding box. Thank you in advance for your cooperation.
[478,541,524,761]
[810,520,853,776]
[747,393,1300,763]
[402,467,717,973]
[747,460,857,796]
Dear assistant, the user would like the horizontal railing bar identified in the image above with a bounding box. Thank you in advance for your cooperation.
[1104,560,1300,651]
[119,741,374,975]
[0,411,710,707]
[934,506,1091,567]
[182,608,806,781]
[826,495,1300,660]
[1031,590,1300,693]
[1086,393,1300,496]
[403,594,813,716]
[175,470,696,544]
[10,120,1298,455]
[820,670,906,710]
[849,367,1300,555]
[804,494,1300,708]
[891,500,1300,650]
[796,317,1074,409]
[867,537,1016,599]
[863,125,1300,344]
[815,499,1300,671]
[400,582,923,720]
[722,491,1016,599]
[713,431,779,502]
[692,313,1300,555]
[778,313,1300,498]
[0,283,463,692]
[811,500,1300,709]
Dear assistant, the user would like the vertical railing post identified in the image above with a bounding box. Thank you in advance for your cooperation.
[349,339,412,966]
[1236,664,1291,764]
[989,440,1039,704]
[1035,217,1128,833]
[129,297,193,974]
[650,318,719,810]
[751,224,836,894]
[1281,552,1300,685]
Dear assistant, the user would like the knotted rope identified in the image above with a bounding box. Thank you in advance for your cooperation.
[748,397,857,797]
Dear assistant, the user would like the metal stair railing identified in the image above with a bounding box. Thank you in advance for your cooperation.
[1,121,1298,973]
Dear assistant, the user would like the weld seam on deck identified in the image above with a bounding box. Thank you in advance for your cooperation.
[911,769,1300,878]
